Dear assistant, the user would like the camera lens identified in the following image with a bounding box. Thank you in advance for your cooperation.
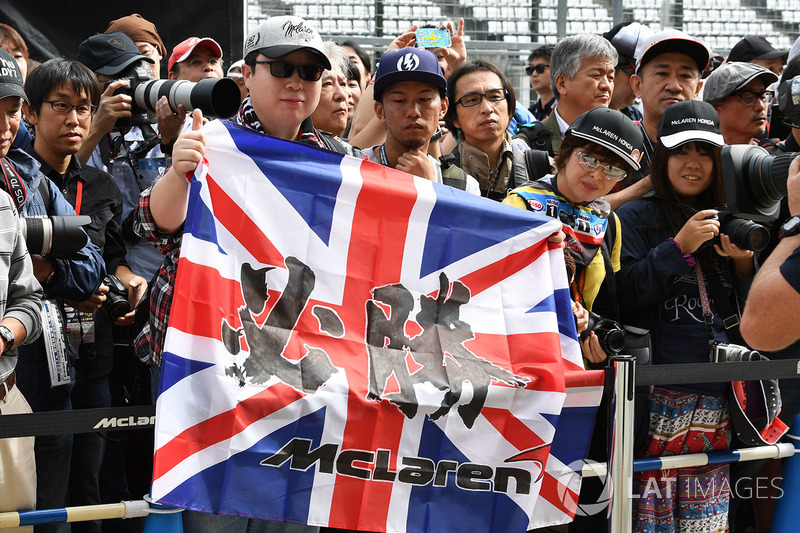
[723,217,770,252]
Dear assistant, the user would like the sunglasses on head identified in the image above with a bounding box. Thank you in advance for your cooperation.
[525,63,549,75]
[253,60,325,81]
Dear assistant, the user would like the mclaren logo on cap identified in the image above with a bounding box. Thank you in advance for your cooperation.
[396,53,420,72]
[630,149,643,163]
[108,37,127,51]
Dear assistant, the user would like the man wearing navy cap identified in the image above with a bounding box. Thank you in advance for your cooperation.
[366,47,479,194]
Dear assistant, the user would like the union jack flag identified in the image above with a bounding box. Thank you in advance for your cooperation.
[150,120,595,532]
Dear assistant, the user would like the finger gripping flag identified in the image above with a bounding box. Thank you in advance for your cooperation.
[151,120,589,532]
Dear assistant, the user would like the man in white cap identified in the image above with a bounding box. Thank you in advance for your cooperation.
[133,15,349,532]
[168,36,224,82]
[607,29,709,209]
[703,62,778,145]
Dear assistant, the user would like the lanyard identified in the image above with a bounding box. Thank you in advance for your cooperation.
[0,157,27,211]
[377,144,390,167]
[74,180,83,215]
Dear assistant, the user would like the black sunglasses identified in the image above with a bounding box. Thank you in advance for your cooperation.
[252,60,325,81]
[525,63,549,75]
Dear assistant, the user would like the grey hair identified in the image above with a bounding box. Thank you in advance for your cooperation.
[323,41,349,74]
[550,33,618,97]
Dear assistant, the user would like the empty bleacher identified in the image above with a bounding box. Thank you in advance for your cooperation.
[249,0,800,56]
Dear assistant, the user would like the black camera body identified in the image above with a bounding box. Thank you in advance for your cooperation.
[580,311,651,364]
[109,65,242,130]
[101,275,130,319]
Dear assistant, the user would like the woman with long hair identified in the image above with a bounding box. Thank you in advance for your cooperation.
[616,100,756,531]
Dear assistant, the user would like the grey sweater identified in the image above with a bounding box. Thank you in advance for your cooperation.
[0,189,43,383]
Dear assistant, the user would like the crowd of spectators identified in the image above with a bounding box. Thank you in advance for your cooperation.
[0,10,800,533]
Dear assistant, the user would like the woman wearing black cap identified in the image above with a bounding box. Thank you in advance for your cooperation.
[616,100,756,531]
[504,106,644,365]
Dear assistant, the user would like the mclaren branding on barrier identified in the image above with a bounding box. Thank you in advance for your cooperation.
[93,415,157,429]
[261,437,535,494]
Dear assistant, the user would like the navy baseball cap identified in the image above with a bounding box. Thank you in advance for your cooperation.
[0,48,27,103]
[373,48,446,98]
[76,31,154,76]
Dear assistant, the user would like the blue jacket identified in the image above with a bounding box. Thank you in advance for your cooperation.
[7,146,104,300]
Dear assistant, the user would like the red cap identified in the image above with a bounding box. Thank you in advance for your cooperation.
[168,37,223,73]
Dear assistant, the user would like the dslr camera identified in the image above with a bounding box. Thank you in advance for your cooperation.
[580,311,651,364]
[107,64,242,129]
[101,274,131,319]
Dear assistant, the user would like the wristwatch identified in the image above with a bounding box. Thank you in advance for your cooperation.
[0,324,15,352]
[779,215,800,239]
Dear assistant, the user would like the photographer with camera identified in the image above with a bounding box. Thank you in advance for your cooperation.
[741,158,800,350]
[22,58,147,533]
[615,100,756,531]
[0,48,104,532]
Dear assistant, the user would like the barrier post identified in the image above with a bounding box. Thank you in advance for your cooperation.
[608,355,635,533]
[770,413,800,533]
[141,496,183,533]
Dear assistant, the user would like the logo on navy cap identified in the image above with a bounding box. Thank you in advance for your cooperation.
[396,53,420,72]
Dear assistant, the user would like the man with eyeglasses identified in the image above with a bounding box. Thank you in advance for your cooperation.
[0,50,104,533]
[22,58,147,533]
[168,36,224,82]
[105,13,167,79]
[444,59,544,199]
[702,61,778,146]
[364,47,479,194]
[526,44,554,121]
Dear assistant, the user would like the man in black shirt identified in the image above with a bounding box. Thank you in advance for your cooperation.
[23,58,147,533]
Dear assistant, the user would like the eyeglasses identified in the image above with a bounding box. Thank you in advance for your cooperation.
[252,60,325,81]
[455,88,508,108]
[43,99,96,117]
[137,45,159,58]
[732,89,774,106]
[525,63,549,75]
[574,151,627,181]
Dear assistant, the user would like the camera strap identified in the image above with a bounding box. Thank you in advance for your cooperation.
[0,157,27,211]
[73,180,83,216]
[696,262,745,345]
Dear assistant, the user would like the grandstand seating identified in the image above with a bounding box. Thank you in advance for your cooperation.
[249,0,799,56]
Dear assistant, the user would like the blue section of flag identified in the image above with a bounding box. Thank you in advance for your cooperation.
[407,417,531,533]
[162,407,326,521]
[421,188,552,278]
[159,352,216,395]
[547,406,599,466]
[184,180,226,254]
[224,122,344,246]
